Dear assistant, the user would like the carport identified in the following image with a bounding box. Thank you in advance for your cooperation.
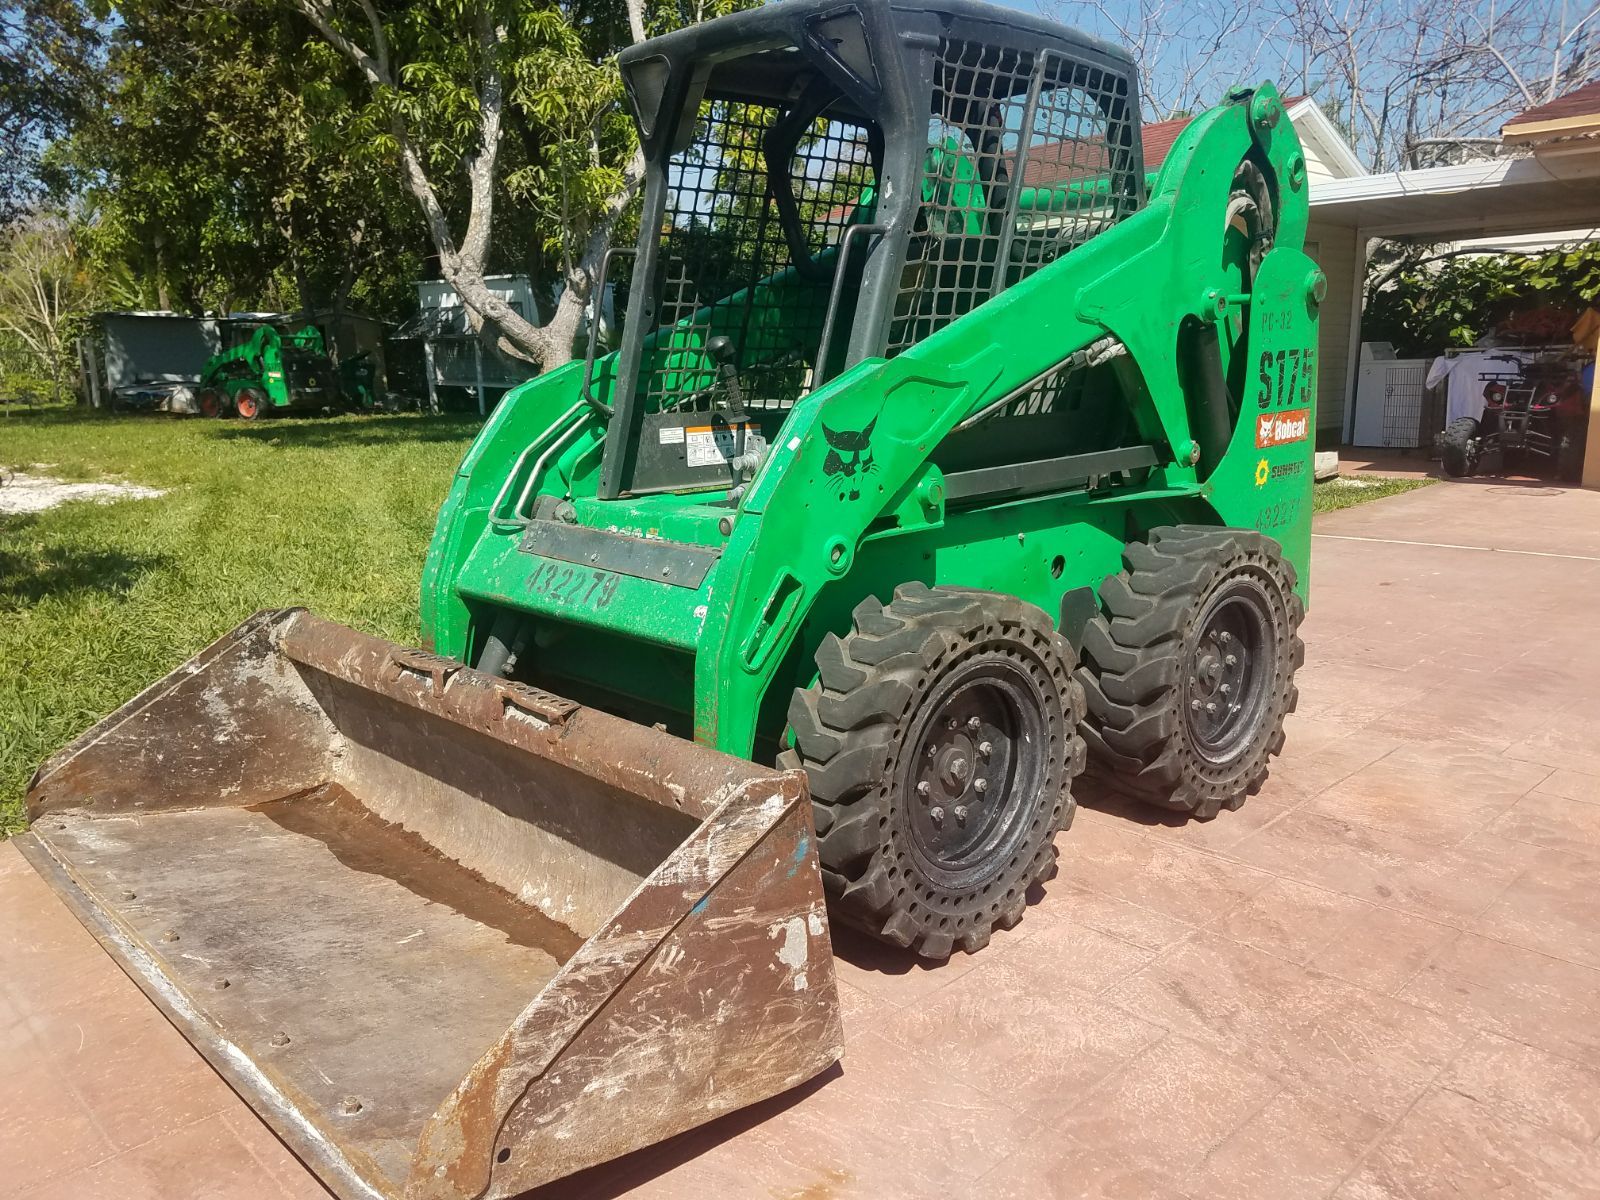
[1307,82,1600,483]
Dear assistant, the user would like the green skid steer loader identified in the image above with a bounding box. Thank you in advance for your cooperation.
[197,322,342,419]
[22,2,1318,1197]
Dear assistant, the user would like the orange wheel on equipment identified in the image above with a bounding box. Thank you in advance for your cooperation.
[198,388,224,418]
[235,388,266,420]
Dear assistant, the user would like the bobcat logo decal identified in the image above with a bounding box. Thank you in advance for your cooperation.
[821,417,877,501]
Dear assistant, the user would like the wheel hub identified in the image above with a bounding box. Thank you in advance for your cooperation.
[1182,581,1274,764]
[904,668,1034,870]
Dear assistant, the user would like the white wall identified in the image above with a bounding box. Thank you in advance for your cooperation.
[1301,140,1343,188]
[1304,220,1363,435]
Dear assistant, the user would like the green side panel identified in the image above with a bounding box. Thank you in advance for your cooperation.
[1202,246,1320,597]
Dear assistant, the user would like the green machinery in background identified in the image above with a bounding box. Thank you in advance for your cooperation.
[197,322,352,418]
[25,4,1323,1196]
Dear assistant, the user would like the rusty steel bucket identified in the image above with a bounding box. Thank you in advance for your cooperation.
[18,609,841,1200]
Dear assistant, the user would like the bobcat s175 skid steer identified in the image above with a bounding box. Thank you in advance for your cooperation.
[22,1,1319,1196]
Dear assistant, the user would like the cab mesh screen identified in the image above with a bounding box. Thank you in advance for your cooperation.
[888,42,1139,355]
[644,98,875,412]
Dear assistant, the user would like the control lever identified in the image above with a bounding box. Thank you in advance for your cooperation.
[705,336,746,412]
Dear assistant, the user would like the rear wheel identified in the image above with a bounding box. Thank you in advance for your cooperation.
[198,387,225,418]
[1076,527,1303,819]
[780,584,1084,959]
[1440,417,1479,478]
[235,387,267,420]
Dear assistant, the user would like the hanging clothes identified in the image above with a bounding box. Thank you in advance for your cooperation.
[1426,350,1533,424]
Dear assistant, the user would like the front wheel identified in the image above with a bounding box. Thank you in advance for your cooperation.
[1077,527,1303,819]
[1440,417,1479,478]
[235,387,268,420]
[780,584,1084,959]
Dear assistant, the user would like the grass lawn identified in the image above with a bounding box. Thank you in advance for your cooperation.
[0,406,1433,834]
[1312,474,1434,514]
[1,407,481,833]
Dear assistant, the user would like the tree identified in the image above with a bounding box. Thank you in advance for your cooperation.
[1044,0,1599,170]
[1364,242,1600,354]
[289,0,749,370]
[54,0,425,319]
[288,0,640,370]
[0,1,101,225]
[0,215,95,401]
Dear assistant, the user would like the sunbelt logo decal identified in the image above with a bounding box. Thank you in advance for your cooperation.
[1256,408,1309,449]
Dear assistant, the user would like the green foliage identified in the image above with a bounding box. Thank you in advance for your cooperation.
[0,407,482,833]
[0,215,98,401]
[0,1,101,224]
[50,0,427,318]
[1366,243,1600,356]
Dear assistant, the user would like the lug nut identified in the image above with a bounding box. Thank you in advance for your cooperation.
[1220,683,1231,695]
[1219,631,1232,644]
[967,716,981,731]
[926,744,938,758]
[1191,699,1201,711]
[978,740,993,757]
[1224,654,1238,667]
[916,780,931,798]
[1205,701,1218,715]
[974,778,988,794]
[947,717,959,730]
[929,806,945,825]
[954,805,969,824]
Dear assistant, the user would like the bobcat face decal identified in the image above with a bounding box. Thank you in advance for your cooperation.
[821,417,877,501]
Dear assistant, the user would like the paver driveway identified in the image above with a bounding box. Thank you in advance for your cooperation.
[6,477,1600,1199]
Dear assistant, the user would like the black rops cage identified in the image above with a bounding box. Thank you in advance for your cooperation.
[600,0,1144,498]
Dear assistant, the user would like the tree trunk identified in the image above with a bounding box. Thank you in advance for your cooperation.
[292,0,647,374]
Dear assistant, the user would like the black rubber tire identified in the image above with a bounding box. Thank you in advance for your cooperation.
[1440,417,1479,478]
[1076,526,1304,820]
[779,583,1084,959]
[235,387,268,420]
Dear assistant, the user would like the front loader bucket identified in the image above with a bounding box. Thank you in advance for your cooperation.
[20,610,841,1200]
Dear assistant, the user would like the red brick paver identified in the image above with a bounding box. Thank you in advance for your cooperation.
[7,479,1600,1199]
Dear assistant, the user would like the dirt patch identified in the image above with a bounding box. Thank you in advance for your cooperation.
[0,470,166,515]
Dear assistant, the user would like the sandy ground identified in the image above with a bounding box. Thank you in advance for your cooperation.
[0,470,166,515]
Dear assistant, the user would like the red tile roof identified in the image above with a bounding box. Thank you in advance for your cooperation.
[1504,80,1600,130]
[1139,115,1192,170]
